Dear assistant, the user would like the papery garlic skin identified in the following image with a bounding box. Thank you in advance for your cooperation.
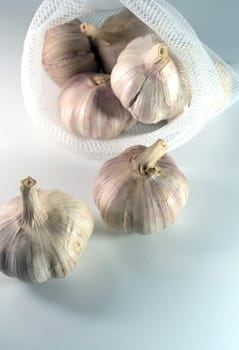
[59,73,136,140]
[80,9,153,73]
[42,20,98,87]
[93,140,189,234]
[0,177,94,283]
[111,35,191,124]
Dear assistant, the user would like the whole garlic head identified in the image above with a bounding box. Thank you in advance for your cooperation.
[59,73,136,140]
[80,9,153,73]
[42,20,98,87]
[93,140,189,234]
[0,177,94,283]
[111,34,191,124]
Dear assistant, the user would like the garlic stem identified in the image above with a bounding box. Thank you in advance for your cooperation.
[146,43,169,69]
[20,177,45,226]
[80,22,120,44]
[91,74,110,86]
[133,140,168,175]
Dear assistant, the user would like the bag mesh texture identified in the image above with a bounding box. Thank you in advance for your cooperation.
[21,0,239,159]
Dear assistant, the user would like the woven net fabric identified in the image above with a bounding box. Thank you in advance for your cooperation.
[21,0,239,159]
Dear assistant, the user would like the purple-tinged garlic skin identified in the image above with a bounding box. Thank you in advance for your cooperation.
[111,34,191,124]
[93,140,189,234]
[0,177,94,283]
[59,73,136,140]
[102,8,144,31]
[42,20,98,87]
[80,9,153,74]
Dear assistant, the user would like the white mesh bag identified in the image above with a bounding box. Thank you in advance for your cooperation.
[21,0,239,159]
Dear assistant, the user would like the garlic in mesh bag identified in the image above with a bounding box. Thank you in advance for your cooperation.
[21,0,239,159]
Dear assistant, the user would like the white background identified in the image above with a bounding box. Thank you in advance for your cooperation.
[0,1,239,349]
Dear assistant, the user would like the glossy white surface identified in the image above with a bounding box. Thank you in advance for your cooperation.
[0,1,238,349]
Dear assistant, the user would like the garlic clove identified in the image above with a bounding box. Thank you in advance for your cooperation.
[0,177,94,283]
[111,34,191,124]
[59,73,136,140]
[42,20,98,87]
[93,140,189,234]
[80,10,154,74]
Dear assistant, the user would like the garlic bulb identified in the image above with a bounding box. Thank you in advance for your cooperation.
[59,73,136,140]
[0,177,94,283]
[111,34,191,124]
[42,20,98,87]
[102,8,145,32]
[93,140,189,234]
[79,10,153,73]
